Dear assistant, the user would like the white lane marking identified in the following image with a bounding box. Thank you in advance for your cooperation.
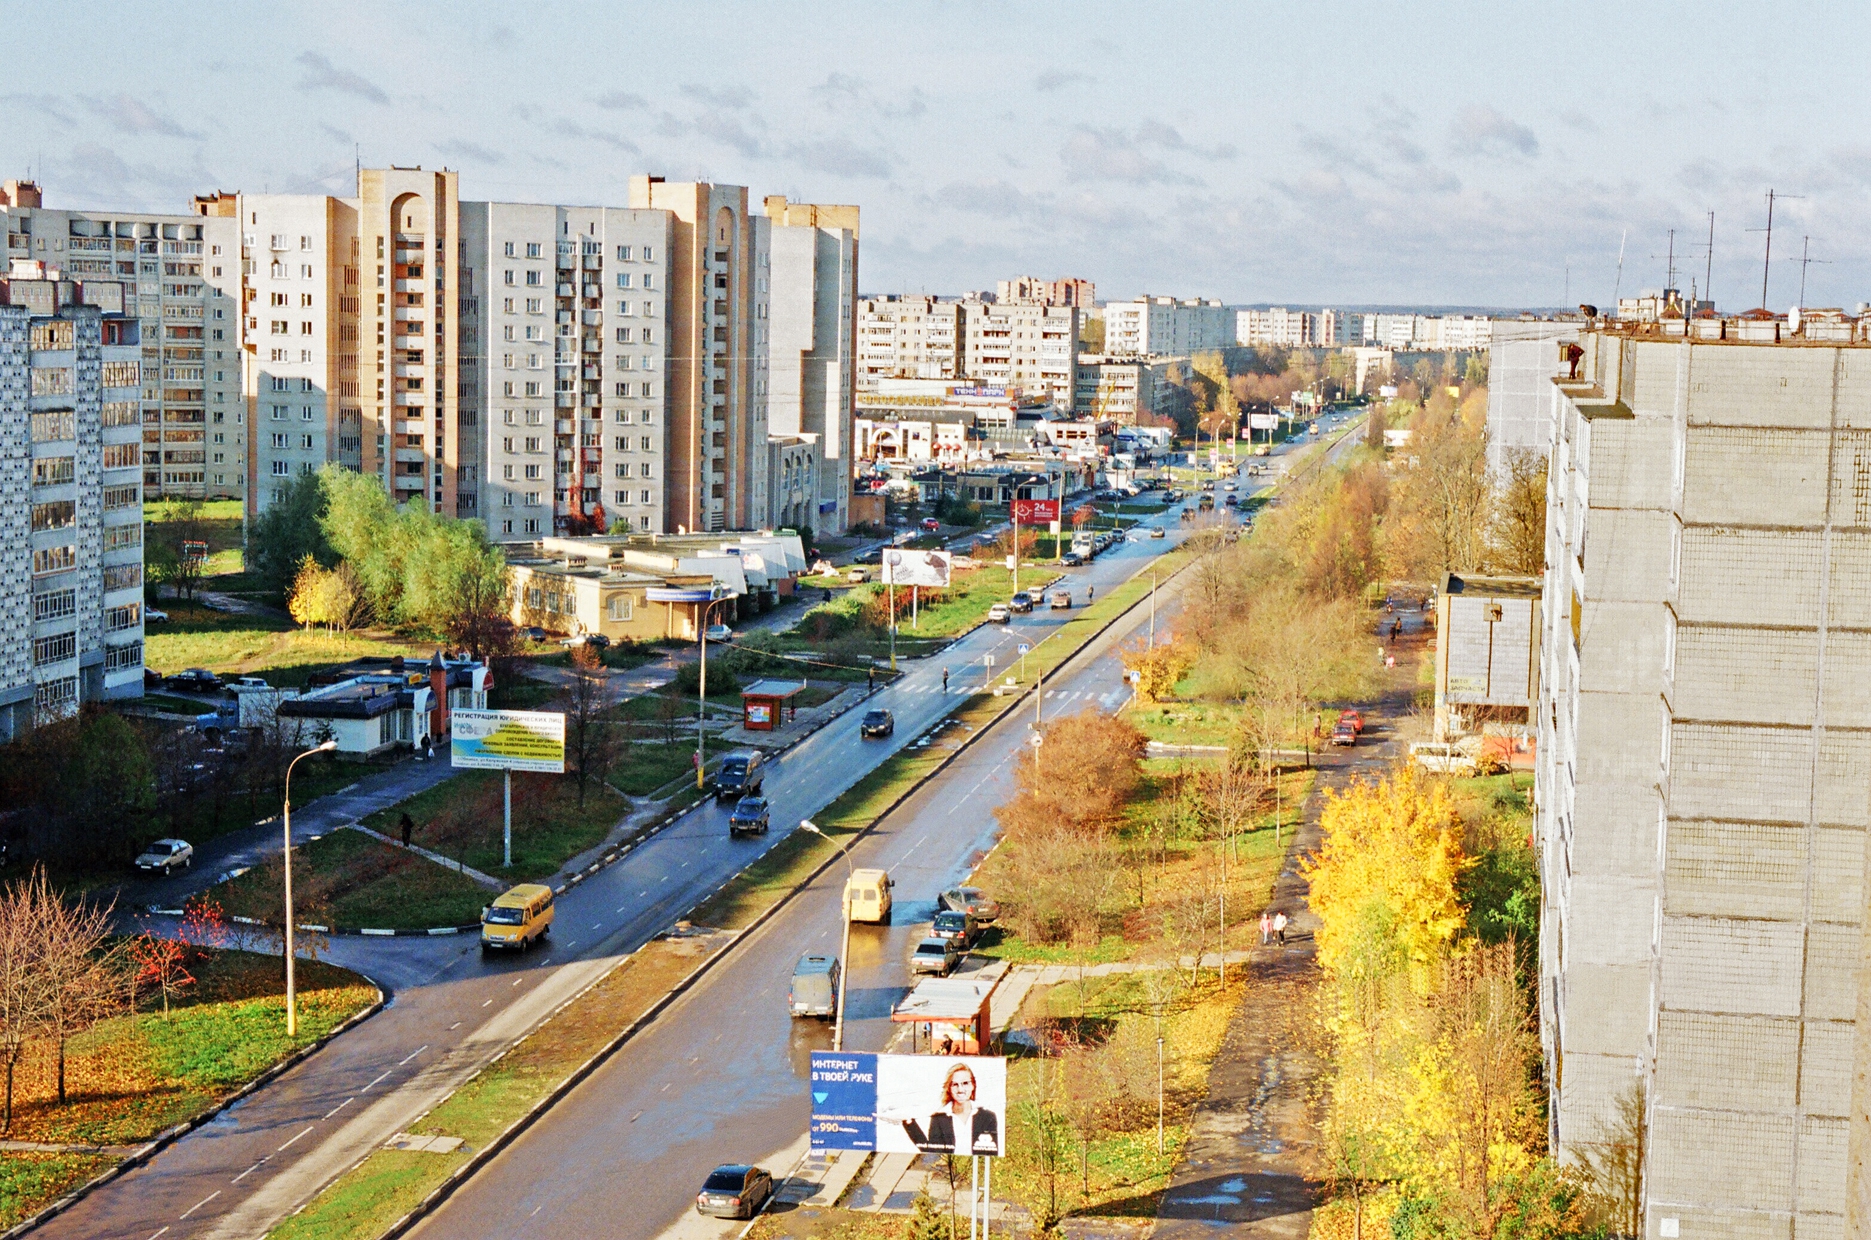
[630,1111,643,1122]
[512,976,525,987]
[481,998,493,1007]
[179,1190,221,1219]
[591,922,601,929]
[232,1156,268,1182]
[448,1021,462,1030]
[323,1098,353,1120]
[278,1125,315,1152]
[364,1071,392,1091]
[617,905,627,912]
[398,1045,428,1066]
[531,1205,543,1217]
[148,1228,170,1239]
[661,1082,671,1092]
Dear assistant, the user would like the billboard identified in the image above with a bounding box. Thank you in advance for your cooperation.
[450,709,566,773]
[883,548,952,588]
[1011,498,1059,523]
[811,1053,1006,1156]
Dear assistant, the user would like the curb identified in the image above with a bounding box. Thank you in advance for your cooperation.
[375,538,1215,1239]
[3,970,388,1240]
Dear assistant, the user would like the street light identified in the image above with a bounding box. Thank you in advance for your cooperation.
[798,819,854,1052]
[283,738,338,1037]
[695,591,736,791]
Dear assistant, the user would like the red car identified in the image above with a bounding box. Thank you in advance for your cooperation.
[920,517,941,531]
[1330,721,1358,747]
[1337,709,1364,735]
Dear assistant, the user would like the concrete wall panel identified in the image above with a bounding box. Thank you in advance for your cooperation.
[1669,723,1812,824]
[1683,427,1830,527]
[1580,599,1668,693]
[1654,1011,1798,1110]
[1649,1106,1794,1208]
[1665,821,1806,919]
[1815,733,1871,827]
[1679,528,1822,626]
[1802,1020,1855,1118]
[1661,917,1805,1015]
[1806,923,1861,1022]
[1811,827,1865,924]
[1588,415,1678,510]
[1688,345,1835,429]
[1820,632,1871,730]
[1566,877,1656,966]
[1798,1117,1850,1216]
[1826,534,1871,628]
[1559,961,1652,1055]
[1672,627,1816,726]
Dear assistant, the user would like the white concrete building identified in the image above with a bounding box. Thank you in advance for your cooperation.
[1073,353,1179,423]
[0,297,146,739]
[1484,320,1578,478]
[1234,306,1315,348]
[459,201,673,539]
[857,295,963,389]
[1,181,244,502]
[1105,296,1230,357]
[762,196,857,535]
[960,300,1079,406]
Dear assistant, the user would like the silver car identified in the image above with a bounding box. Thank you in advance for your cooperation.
[134,838,194,875]
[911,936,961,976]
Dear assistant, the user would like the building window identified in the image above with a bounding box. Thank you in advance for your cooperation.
[607,595,633,621]
[105,641,142,671]
[34,677,78,718]
[639,463,652,478]
[33,631,78,665]
[524,518,539,533]
[525,243,541,258]
[501,519,513,533]
[33,589,77,622]
[525,492,540,506]
[272,460,290,476]
[31,500,76,532]
[504,270,515,285]
[105,603,141,632]
[616,273,632,289]
[525,270,541,286]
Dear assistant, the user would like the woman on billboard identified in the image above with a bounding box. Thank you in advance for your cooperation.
[901,1062,999,1155]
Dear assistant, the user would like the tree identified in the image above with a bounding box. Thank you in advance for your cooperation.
[130,933,195,1020]
[147,500,211,602]
[287,554,369,632]
[559,644,617,810]
[1385,395,1490,581]
[1079,316,1105,353]
[1120,639,1193,703]
[996,708,1145,838]
[249,469,334,600]
[1491,448,1548,576]
[39,881,125,1105]
[0,871,47,1131]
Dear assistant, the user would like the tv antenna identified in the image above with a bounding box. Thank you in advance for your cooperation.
[1612,230,1628,308]
[1784,235,1830,310]
[1649,229,1679,307]
[1702,211,1715,311]
[1748,189,1804,309]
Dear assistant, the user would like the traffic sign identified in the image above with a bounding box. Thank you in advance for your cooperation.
[1017,643,1030,655]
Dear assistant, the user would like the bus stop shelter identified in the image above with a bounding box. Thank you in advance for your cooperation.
[739,679,806,731]
[892,975,1000,1054]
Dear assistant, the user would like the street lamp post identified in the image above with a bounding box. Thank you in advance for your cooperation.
[283,738,338,1037]
[696,592,733,791]
[799,819,854,1051]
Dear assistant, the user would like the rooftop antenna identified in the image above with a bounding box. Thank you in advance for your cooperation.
[1748,188,1803,309]
[1612,230,1628,308]
[1703,210,1715,311]
[1648,229,1679,308]
[1784,235,1830,310]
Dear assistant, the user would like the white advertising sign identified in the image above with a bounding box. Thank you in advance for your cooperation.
[450,708,566,774]
[883,548,953,588]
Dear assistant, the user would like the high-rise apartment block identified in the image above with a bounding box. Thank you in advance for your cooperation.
[763,196,857,535]
[996,275,1094,308]
[857,296,963,389]
[1073,354,1175,423]
[460,201,672,537]
[1537,318,1871,1234]
[1104,296,1230,357]
[0,296,147,739]
[2,180,244,502]
[1235,306,1316,348]
[960,300,1079,406]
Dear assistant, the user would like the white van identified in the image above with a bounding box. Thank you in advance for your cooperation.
[1410,742,1478,775]
[844,867,894,923]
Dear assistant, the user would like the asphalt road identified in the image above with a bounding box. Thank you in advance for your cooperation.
[44,502,1220,1240]
[403,526,1204,1240]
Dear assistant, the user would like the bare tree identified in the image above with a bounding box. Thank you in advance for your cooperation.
[559,644,617,810]
[1490,448,1548,576]
[38,881,125,1106]
[0,873,46,1131]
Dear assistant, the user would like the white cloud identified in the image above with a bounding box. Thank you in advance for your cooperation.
[1060,126,1199,186]
[295,52,389,106]
[787,138,891,179]
[1448,105,1538,159]
[81,94,200,140]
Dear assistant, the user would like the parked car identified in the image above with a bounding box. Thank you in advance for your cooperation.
[521,626,548,642]
[560,632,611,649]
[846,566,871,583]
[144,607,169,624]
[1330,721,1357,747]
[931,909,980,949]
[1008,593,1034,613]
[1150,526,1167,539]
[695,1165,774,1220]
[911,936,962,976]
[987,603,1011,623]
[169,668,222,693]
[1060,551,1083,567]
[144,667,165,689]
[854,548,884,565]
[789,954,840,1019]
[1410,742,1479,775]
[728,796,771,836]
[939,886,1001,922]
[921,517,942,531]
[1049,590,1072,610]
[860,708,895,739]
[845,868,895,923]
[714,750,766,799]
[704,623,733,642]
[133,838,193,875]
[1338,709,1364,735]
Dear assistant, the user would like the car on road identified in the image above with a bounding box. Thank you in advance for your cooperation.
[1008,593,1034,613]
[860,708,895,739]
[144,607,169,624]
[987,603,1010,623]
[695,1165,774,1220]
[939,886,1001,922]
[481,882,555,954]
[1049,590,1072,609]
[704,623,733,642]
[134,838,193,875]
[788,954,840,1019]
[932,909,980,948]
[728,796,771,836]
[1060,551,1083,567]
[845,868,894,923]
[1338,709,1364,735]
[846,566,871,583]
[169,668,222,693]
[559,632,610,649]
[1150,526,1167,539]
[854,548,884,565]
[911,935,962,976]
[1410,742,1479,775]
[1329,721,1358,746]
[921,517,942,531]
[1224,494,1238,507]
[714,750,767,799]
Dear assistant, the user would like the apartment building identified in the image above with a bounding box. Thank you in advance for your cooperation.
[763,196,857,535]
[1234,306,1316,348]
[628,176,762,534]
[1072,353,1178,423]
[1484,319,1579,478]
[857,295,963,389]
[1104,296,1230,357]
[996,275,1094,307]
[0,296,146,740]
[1,180,243,502]
[459,201,673,539]
[960,300,1079,407]
[214,191,360,514]
[1537,317,1871,1235]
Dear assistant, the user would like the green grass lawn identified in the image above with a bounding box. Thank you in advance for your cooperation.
[217,828,493,929]
[608,739,707,797]
[144,604,442,686]
[358,768,625,884]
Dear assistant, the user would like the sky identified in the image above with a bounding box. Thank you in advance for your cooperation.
[8,2,1871,311]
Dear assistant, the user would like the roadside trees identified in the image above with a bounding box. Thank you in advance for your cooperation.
[559,644,618,810]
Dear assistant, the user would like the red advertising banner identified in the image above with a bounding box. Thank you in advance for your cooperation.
[1011,499,1060,523]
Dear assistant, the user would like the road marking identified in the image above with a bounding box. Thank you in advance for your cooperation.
[591,922,601,929]
[661,1083,671,1092]
[365,1071,392,1091]
[179,1190,221,1219]
[448,1021,462,1030]
[398,1044,428,1066]
[323,1098,353,1119]
[617,905,627,912]
[277,1125,314,1152]
[531,1205,544,1217]
[147,1229,170,1240]
[481,998,493,1007]
[232,1156,269,1182]
[512,976,525,986]
[630,1111,642,1122]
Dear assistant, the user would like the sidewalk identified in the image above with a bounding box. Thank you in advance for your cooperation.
[713,683,869,749]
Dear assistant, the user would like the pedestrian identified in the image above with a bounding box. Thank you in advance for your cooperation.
[1391,617,1402,642]
[868,667,876,691]
[1385,654,1396,669]
[425,735,435,762]
[399,812,414,848]
[942,667,950,693]
[1259,910,1272,945]
[1273,911,1288,946]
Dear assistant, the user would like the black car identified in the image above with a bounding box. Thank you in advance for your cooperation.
[860,708,895,739]
[932,909,979,949]
[1008,594,1034,614]
[728,796,771,836]
[714,750,766,800]
[169,668,222,693]
[695,1164,773,1219]
[521,626,548,643]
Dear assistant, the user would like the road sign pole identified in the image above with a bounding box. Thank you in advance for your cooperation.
[503,769,512,869]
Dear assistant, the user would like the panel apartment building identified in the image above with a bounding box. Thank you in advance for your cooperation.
[763,196,857,535]
[960,299,1079,408]
[857,295,962,389]
[0,295,147,739]
[1537,318,1871,1236]
[2,180,243,501]
[1104,295,1230,357]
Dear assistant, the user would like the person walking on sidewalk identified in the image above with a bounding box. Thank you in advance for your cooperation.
[399,812,414,848]
[1272,910,1288,946]
[1259,910,1272,946]
[942,667,950,693]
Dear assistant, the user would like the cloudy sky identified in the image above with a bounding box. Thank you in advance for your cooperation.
[7,2,1871,310]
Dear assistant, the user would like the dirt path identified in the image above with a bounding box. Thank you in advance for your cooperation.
[1150,604,1430,1237]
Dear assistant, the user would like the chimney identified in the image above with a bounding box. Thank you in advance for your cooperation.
[2,180,42,209]
[429,649,449,740]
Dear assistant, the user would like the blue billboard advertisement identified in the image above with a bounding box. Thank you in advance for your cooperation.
[809,1052,878,1151]
[810,1052,1006,1155]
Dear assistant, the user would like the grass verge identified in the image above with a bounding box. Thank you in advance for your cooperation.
[355,769,626,887]
[216,829,494,930]
[144,605,442,687]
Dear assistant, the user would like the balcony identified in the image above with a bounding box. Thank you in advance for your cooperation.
[556,393,575,408]
[582,366,601,381]
[581,309,603,327]
[394,279,425,294]
[392,363,426,379]
[392,306,425,321]
[555,420,573,435]
[556,449,573,464]
[582,335,602,353]
[394,448,428,464]
[582,254,602,270]
[556,284,575,298]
